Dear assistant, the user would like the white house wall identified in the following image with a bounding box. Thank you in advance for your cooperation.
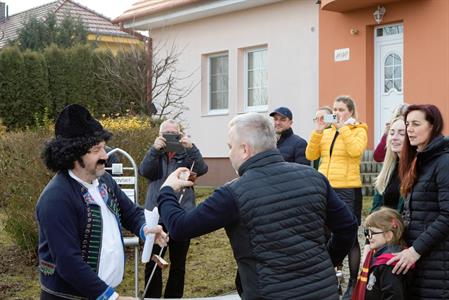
[150,0,319,158]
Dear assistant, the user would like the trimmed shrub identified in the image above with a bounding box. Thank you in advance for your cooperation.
[43,45,69,119]
[0,128,53,260]
[66,45,96,111]
[93,49,122,116]
[0,47,25,129]
[22,50,50,127]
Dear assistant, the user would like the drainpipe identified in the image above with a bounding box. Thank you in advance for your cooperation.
[147,36,155,115]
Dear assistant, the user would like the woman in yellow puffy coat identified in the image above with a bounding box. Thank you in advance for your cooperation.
[306,95,368,300]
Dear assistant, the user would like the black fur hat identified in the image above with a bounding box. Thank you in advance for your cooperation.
[55,104,106,138]
[42,104,112,172]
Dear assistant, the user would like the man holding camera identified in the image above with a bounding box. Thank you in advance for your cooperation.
[269,106,310,165]
[139,119,208,299]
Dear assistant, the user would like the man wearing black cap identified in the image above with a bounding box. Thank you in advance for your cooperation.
[36,104,168,300]
[269,106,309,165]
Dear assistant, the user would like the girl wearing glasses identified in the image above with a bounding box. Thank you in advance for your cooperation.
[353,207,409,300]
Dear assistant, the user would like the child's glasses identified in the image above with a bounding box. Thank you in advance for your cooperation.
[364,228,384,239]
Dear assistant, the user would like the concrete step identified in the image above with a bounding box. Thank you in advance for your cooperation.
[360,150,381,197]
[360,161,383,173]
[362,185,375,197]
[362,173,379,185]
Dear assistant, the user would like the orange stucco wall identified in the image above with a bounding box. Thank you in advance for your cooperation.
[320,0,449,148]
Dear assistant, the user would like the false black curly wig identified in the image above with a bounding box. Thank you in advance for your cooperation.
[42,130,112,172]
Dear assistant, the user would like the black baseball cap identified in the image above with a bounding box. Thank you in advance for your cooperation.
[269,107,292,120]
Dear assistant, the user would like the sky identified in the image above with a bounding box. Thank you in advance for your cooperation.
[7,0,136,20]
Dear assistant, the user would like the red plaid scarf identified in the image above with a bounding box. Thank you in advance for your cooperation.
[351,249,374,300]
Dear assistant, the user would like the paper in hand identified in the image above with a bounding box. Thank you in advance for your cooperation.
[142,207,160,263]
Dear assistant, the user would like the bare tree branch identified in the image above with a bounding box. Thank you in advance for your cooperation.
[94,40,197,120]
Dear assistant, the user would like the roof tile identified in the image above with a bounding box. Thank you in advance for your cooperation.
[0,0,142,48]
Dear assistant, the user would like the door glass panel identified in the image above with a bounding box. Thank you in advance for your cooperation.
[378,24,404,37]
[384,53,402,93]
[394,79,402,91]
[394,66,401,78]
[385,80,393,92]
[385,66,393,79]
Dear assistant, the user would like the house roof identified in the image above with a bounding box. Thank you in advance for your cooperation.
[113,0,283,31]
[321,0,402,12]
[113,0,204,24]
[0,0,144,48]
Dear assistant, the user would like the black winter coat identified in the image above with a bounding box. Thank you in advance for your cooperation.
[403,135,449,299]
[277,128,310,165]
[365,245,407,300]
[226,150,350,300]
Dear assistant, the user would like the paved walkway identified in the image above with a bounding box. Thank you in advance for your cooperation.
[145,294,240,300]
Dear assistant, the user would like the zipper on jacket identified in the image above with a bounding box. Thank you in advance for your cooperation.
[326,131,339,178]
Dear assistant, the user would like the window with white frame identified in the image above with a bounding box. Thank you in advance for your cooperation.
[245,47,267,111]
[208,53,228,113]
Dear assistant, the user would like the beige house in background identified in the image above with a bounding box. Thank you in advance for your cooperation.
[115,0,319,186]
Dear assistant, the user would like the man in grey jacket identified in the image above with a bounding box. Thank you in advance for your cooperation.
[139,119,208,299]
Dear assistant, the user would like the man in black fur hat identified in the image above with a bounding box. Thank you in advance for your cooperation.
[36,104,168,300]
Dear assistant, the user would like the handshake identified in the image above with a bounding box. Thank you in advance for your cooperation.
[161,168,196,191]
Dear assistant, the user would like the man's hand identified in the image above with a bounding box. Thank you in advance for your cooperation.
[161,167,194,192]
[180,135,192,149]
[144,225,169,247]
[153,136,166,150]
[386,246,420,274]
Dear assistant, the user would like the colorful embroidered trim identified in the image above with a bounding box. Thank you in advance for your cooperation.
[39,260,56,276]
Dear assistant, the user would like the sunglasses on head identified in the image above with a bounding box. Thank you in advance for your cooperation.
[364,228,384,239]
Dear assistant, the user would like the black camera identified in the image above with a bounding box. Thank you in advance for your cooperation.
[162,133,184,153]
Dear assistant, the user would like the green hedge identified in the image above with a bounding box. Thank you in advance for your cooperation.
[0,119,159,260]
[0,44,149,130]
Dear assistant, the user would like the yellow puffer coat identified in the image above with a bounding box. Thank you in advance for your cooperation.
[306,123,368,188]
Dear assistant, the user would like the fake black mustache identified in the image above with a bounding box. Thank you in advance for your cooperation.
[97,159,107,166]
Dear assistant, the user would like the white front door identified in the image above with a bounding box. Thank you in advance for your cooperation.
[374,24,404,144]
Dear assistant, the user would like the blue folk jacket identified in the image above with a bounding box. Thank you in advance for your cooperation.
[36,171,146,300]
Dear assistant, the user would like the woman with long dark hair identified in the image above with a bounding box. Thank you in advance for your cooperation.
[387,104,449,299]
